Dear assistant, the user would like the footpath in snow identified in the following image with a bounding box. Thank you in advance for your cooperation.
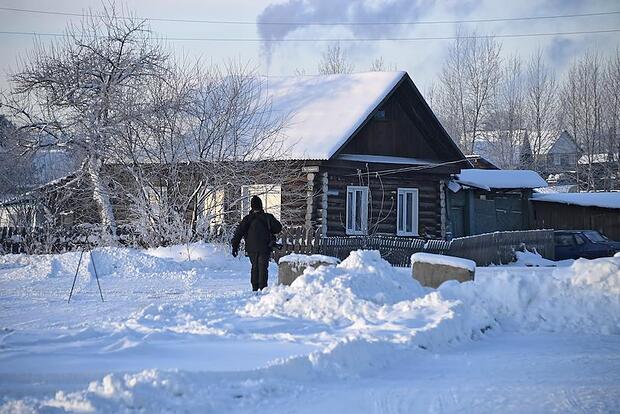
[0,244,619,413]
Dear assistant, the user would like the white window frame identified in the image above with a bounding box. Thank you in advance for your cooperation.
[241,184,282,221]
[346,186,369,235]
[396,188,419,237]
[201,188,225,226]
[144,185,167,220]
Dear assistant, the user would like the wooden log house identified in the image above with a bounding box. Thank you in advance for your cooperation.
[1,71,471,241]
[255,71,470,239]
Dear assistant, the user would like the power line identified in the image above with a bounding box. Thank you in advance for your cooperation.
[0,28,619,42]
[0,5,619,26]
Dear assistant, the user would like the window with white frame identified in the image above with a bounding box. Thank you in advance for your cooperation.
[397,188,419,236]
[144,186,167,220]
[201,189,225,226]
[346,186,369,235]
[241,184,282,221]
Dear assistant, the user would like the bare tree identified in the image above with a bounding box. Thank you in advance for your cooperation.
[318,43,354,75]
[601,48,620,190]
[109,60,303,247]
[369,56,397,72]
[526,48,558,167]
[559,51,605,190]
[1,5,169,242]
[438,30,502,153]
[484,54,525,169]
[0,115,37,201]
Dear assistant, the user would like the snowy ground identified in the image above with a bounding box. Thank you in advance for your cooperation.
[0,244,619,413]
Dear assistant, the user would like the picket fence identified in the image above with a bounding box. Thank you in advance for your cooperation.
[1,225,554,267]
[272,227,554,267]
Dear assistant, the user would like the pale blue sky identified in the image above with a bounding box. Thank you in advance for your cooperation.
[0,0,619,92]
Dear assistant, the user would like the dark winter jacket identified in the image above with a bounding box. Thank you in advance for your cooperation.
[231,209,283,254]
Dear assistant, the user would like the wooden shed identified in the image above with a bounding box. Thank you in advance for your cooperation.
[446,169,548,238]
[531,193,620,240]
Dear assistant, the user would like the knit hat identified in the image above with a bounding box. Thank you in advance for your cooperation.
[250,195,263,211]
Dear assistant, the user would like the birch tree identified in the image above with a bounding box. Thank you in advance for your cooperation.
[490,54,524,168]
[318,43,355,75]
[559,52,605,189]
[438,31,502,153]
[1,6,169,242]
[525,48,558,166]
[601,48,620,190]
[108,60,301,247]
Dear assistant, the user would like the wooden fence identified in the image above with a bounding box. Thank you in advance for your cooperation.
[2,225,554,268]
[447,230,555,266]
[273,228,554,267]
[319,236,451,267]
[272,226,322,262]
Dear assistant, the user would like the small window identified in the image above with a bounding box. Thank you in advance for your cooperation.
[201,189,225,226]
[241,184,282,221]
[397,188,419,236]
[144,185,167,219]
[373,110,386,121]
[346,186,369,235]
[574,235,585,246]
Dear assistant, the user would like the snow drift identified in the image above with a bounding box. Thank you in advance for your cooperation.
[245,250,620,339]
[1,246,619,413]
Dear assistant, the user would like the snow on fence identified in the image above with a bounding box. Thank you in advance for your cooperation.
[272,226,322,262]
[447,230,555,266]
[0,226,137,254]
[319,236,451,267]
[2,224,554,267]
[273,229,554,267]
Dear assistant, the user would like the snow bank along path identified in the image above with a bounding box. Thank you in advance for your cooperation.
[1,246,619,413]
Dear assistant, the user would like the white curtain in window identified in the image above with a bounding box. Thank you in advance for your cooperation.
[397,188,419,236]
[201,189,225,225]
[241,184,282,221]
[346,186,368,235]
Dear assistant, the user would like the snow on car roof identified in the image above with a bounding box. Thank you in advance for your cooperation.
[531,192,620,209]
[455,169,548,190]
[265,71,406,160]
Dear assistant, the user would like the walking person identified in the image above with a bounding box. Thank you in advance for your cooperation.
[231,195,282,291]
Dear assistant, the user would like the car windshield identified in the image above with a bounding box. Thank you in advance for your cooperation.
[583,231,607,242]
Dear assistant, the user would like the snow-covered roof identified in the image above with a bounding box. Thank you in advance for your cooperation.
[578,153,618,164]
[454,169,548,191]
[531,192,620,209]
[466,130,578,169]
[266,71,406,159]
[336,154,434,165]
[534,185,579,194]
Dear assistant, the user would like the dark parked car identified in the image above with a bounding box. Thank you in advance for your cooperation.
[554,230,620,260]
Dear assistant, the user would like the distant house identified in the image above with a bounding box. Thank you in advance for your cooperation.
[447,169,548,238]
[535,131,581,176]
[577,152,619,191]
[470,130,528,170]
[465,154,499,170]
[470,130,581,181]
[2,71,470,241]
[531,192,620,240]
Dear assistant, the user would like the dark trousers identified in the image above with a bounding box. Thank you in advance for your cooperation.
[248,252,270,291]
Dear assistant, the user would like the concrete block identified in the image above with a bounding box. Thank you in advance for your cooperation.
[411,253,475,288]
[278,254,340,286]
